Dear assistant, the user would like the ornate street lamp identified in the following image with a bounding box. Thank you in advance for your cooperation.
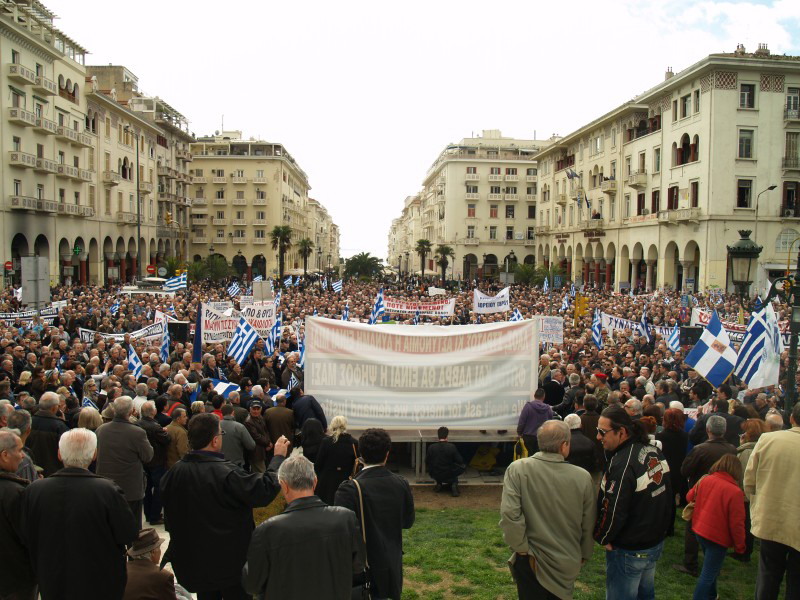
[727,230,762,302]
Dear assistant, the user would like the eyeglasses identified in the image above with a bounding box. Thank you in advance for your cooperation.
[596,427,614,437]
[215,430,226,438]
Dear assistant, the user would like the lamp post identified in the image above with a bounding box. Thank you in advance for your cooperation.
[327,254,332,274]
[727,230,763,304]
[124,126,142,280]
[404,251,409,276]
[753,184,777,245]
[504,249,516,284]
[482,253,487,282]
[317,248,322,274]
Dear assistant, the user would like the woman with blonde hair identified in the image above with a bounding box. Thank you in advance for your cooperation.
[77,406,103,431]
[314,415,358,505]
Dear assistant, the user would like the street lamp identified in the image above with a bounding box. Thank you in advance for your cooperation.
[727,230,763,302]
[404,251,409,275]
[753,184,777,245]
[504,250,516,282]
[764,254,800,416]
[123,126,142,281]
[327,254,332,273]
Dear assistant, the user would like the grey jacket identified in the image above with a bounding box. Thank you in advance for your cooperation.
[221,415,256,467]
[96,417,154,501]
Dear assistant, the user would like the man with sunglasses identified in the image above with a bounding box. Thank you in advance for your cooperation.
[594,406,672,600]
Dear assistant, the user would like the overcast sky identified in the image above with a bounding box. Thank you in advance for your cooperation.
[50,0,799,260]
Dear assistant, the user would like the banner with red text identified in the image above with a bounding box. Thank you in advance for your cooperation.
[304,317,538,429]
[383,297,456,317]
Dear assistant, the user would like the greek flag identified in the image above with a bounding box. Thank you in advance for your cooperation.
[570,283,576,297]
[164,273,187,291]
[510,308,524,322]
[640,307,653,343]
[298,336,305,368]
[685,311,737,387]
[253,275,263,282]
[591,309,603,349]
[168,304,176,317]
[313,308,318,317]
[293,276,301,287]
[227,282,241,297]
[269,311,283,354]
[664,297,671,305]
[753,296,763,311]
[560,296,570,312]
[81,397,98,409]
[734,303,783,388]
[274,291,281,307]
[332,279,343,293]
[190,379,240,402]
[342,302,349,321]
[283,275,293,287]
[542,277,549,294]
[413,310,420,325]
[109,301,120,316]
[369,288,385,325]
[321,278,328,291]
[668,326,680,352]
[227,317,260,366]
[160,326,170,363]
[127,344,143,380]
[287,372,300,392]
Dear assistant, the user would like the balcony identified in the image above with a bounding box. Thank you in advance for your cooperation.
[78,169,94,182]
[231,176,248,184]
[193,197,207,206]
[785,108,800,122]
[55,126,79,144]
[525,194,537,202]
[35,158,58,174]
[176,149,193,161]
[33,75,57,96]
[534,225,551,235]
[488,174,503,182]
[138,181,153,194]
[783,157,800,170]
[253,176,268,184]
[212,218,227,225]
[75,132,93,147]
[556,193,567,205]
[657,210,677,224]
[253,198,267,205]
[465,173,480,181]
[579,219,604,232]
[80,206,95,217]
[7,63,36,84]
[232,198,247,205]
[7,107,36,126]
[232,219,247,226]
[524,237,536,246]
[627,171,648,189]
[10,195,57,212]
[253,238,268,244]
[232,237,248,245]
[601,180,617,195]
[253,219,267,226]
[158,166,176,179]
[504,194,519,201]
[192,176,207,184]
[57,203,83,217]
[192,238,210,245]
[56,164,79,179]
[8,151,36,169]
[117,211,139,225]
[526,175,537,183]
[212,198,227,205]
[488,193,502,201]
[33,117,58,135]
[158,192,175,202]
[103,171,121,186]
[212,237,228,244]
[505,174,519,182]
[458,237,480,246]
[675,207,701,223]
[212,176,227,184]
[465,193,480,200]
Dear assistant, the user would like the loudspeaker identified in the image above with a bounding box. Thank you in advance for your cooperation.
[679,326,703,346]
[167,321,189,344]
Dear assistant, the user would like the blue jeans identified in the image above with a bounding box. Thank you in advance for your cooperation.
[605,541,664,600]
[693,535,727,600]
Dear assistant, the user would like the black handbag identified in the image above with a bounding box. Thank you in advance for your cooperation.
[351,478,372,600]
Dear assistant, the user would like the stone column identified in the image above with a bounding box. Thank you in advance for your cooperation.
[594,261,602,288]
[583,262,591,286]
[630,259,641,290]
[247,264,252,280]
[645,259,656,291]
[78,253,88,285]
[680,260,694,291]
[566,260,572,279]
[605,261,614,291]
[120,255,127,282]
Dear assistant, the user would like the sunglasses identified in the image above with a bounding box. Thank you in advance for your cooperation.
[596,427,615,437]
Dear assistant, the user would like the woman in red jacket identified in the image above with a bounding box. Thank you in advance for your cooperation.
[688,454,746,600]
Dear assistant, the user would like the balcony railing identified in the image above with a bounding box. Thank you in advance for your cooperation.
[136,181,152,194]
[57,203,83,216]
[33,117,58,135]
[675,207,701,222]
[488,174,503,182]
[504,194,519,201]
[212,218,227,225]
[192,176,207,184]
[657,210,677,224]
[158,166,177,179]
[158,191,175,203]
[176,149,193,161]
[487,193,502,201]
[465,193,480,200]
[232,198,247,205]
[525,194,537,202]
[627,171,648,189]
[601,180,617,195]
[193,197,207,206]
[32,74,57,95]
[212,176,227,184]
[534,225,551,234]
[103,171,121,186]
[232,237,248,244]
[556,193,567,205]
[457,237,480,246]
[78,169,94,182]
[253,177,268,184]
[35,158,58,174]
[253,238,268,244]
[465,173,480,181]
[253,219,267,226]
[783,157,800,170]
[117,211,139,225]
[7,107,36,126]
[10,195,57,212]
[7,63,36,84]
[526,175,537,183]
[504,174,518,182]
[253,198,267,205]
[56,164,79,179]
[785,108,800,121]
[212,198,227,205]
[231,176,248,184]
[8,151,36,168]
[579,219,604,231]
[232,219,247,226]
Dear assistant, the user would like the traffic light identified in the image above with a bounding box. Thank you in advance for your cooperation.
[165,211,173,225]
[573,294,590,326]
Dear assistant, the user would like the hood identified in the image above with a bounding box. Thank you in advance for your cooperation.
[530,401,551,414]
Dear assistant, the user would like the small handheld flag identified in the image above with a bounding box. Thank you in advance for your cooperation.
[160,326,170,363]
[591,309,603,349]
[164,273,187,291]
[283,275,293,287]
[667,326,680,352]
[369,289,385,325]
[332,279,343,293]
[685,311,737,387]
[127,344,143,380]
[342,302,349,321]
[109,301,120,316]
[542,277,549,294]
[510,308,524,322]
[227,282,241,297]
[227,317,261,366]
[253,275,264,282]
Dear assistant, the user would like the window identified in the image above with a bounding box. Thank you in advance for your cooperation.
[12,136,21,151]
[527,205,536,219]
[256,169,264,177]
[691,181,699,208]
[787,88,800,118]
[37,144,43,158]
[490,186,501,194]
[236,190,245,199]
[467,225,475,238]
[527,226,535,239]
[506,205,515,219]
[610,198,616,220]
[776,228,800,252]
[668,186,679,210]
[637,193,646,216]
[526,186,537,196]
[694,89,701,113]
[490,205,498,218]
[506,186,517,194]
[738,129,755,158]
[680,94,691,118]
[255,230,266,239]
[506,226,514,240]
[490,167,501,175]
[737,179,753,208]
[37,185,44,200]
[527,168,537,176]
[58,151,65,164]
[672,99,678,122]
[216,230,225,239]
[105,190,111,215]
[13,180,21,195]
[625,157,631,176]
[624,194,631,218]
[651,190,660,214]
[216,210,225,219]
[489,226,497,240]
[11,49,19,64]
[653,148,661,173]
[785,132,799,166]
[467,204,476,217]
[610,161,617,179]
[740,83,756,109]
[466,185,478,194]
[74,191,80,205]
[256,190,266,200]
[216,189,225,199]
[11,92,22,108]
[611,128,617,147]
[506,168,517,175]
[89,186,95,209]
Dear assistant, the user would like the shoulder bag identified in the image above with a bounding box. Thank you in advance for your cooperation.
[681,475,707,521]
[351,477,372,600]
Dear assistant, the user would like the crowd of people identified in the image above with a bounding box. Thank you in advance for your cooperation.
[0,275,797,599]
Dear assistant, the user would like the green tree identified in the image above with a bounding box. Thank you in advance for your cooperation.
[415,239,432,279]
[528,264,565,287]
[270,225,293,283]
[163,256,183,278]
[435,244,455,283]
[513,263,537,286]
[205,255,233,281]
[186,260,208,282]
[297,238,314,276]
[344,252,383,279]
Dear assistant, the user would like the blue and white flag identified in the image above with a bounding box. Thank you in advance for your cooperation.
[413,310,420,325]
[542,277,549,294]
[342,302,349,321]
[312,308,318,317]
[753,296,763,311]
[332,279,343,294]
[168,304,176,317]
[509,308,524,322]
[253,275,263,282]
[293,276,301,287]
[368,288,385,325]
[190,379,239,402]
[287,372,300,392]
[127,344,143,380]
[81,397,98,409]
[734,303,783,388]
[227,282,241,297]
[274,291,281,308]
[269,311,283,354]
[560,296,570,312]
[685,311,738,387]
[640,307,653,344]
[664,297,671,305]
[109,301,120,316]
[570,283,576,297]
[164,273,187,291]
[298,336,305,369]
[227,317,261,366]
[321,278,328,291]
[668,326,681,352]
[283,275,293,287]
[591,309,603,349]
[160,326,170,363]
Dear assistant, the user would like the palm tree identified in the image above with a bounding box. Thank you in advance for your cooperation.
[270,225,293,283]
[435,244,455,284]
[415,239,432,280]
[344,252,383,279]
[297,238,314,276]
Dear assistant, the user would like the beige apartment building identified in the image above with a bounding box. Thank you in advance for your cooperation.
[388,130,548,279]
[533,45,800,294]
[188,131,339,279]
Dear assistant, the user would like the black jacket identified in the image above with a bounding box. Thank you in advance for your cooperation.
[426,441,465,482]
[0,471,35,598]
[292,394,327,430]
[335,466,415,600]
[314,434,358,505]
[242,496,363,600]
[689,412,744,447]
[138,416,171,468]
[27,411,68,477]
[567,429,597,473]
[19,467,138,600]
[160,451,285,592]
[680,438,737,488]
[594,438,672,550]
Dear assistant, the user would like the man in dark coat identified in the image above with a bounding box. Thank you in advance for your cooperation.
[688,396,744,447]
[290,385,328,431]
[564,414,597,474]
[0,430,36,600]
[263,393,295,445]
[426,426,466,496]
[160,413,289,599]
[19,428,139,600]
[243,455,363,599]
[335,428,415,600]
[137,401,171,526]
[26,391,68,477]
[123,528,178,600]
[244,401,271,473]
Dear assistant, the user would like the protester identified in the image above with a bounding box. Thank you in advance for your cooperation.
[656,407,689,535]
[734,418,769,562]
[500,420,596,599]
[314,415,358,505]
[563,414,596,474]
[138,400,170,525]
[244,401,271,474]
[425,426,466,497]
[26,391,67,477]
[517,388,553,455]
[219,403,256,468]
[165,407,189,468]
[123,528,179,600]
[299,417,326,463]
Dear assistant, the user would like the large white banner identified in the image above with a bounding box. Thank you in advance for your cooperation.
[383,297,456,317]
[691,308,791,345]
[201,304,241,343]
[601,312,675,340]
[473,287,511,314]
[240,304,275,340]
[78,322,165,344]
[304,317,538,429]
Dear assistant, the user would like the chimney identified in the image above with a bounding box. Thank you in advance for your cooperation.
[734,43,746,56]
[665,67,674,81]
[754,43,770,56]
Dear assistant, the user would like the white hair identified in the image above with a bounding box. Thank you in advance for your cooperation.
[113,396,134,419]
[59,428,97,469]
[277,455,316,491]
[669,400,685,411]
[251,385,264,398]
[140,401,156,418]
[39,392,60,411]
[563,414,582,430]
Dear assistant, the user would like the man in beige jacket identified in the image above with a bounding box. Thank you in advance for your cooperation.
[744,402,800,600]
[500,420,596,600]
